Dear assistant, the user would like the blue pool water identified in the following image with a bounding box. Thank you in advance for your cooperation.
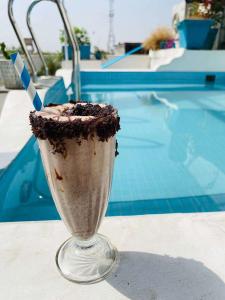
[1,76,225,221]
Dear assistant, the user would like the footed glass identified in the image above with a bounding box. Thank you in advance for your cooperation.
[56,234,118,283]
[38,136,119,284]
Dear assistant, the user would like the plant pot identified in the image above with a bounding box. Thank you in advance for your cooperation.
[178,19,214,49]
[0,59,23,89]
[62,44,91,60]
[159,40,176,49]
[205,28,218,50]
[62,45,73,60]
[79,44,91,60]
[95,51,102,60]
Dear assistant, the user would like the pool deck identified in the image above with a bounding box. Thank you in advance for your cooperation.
[1,212,225,300]
[0,88,47,169]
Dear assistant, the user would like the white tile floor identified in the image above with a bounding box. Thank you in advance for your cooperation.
[1,212,225,300]
[0,91,7,116]
[0,89,47,169]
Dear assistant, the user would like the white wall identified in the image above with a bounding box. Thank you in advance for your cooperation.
[102,55,150,69]
[150,49,225,72]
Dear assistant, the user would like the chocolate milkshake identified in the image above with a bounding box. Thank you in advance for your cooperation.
[30,102,120,283]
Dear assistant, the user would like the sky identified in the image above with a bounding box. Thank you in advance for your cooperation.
[0,0,179,52]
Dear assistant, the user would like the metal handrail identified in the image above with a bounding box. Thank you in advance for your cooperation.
[26,0,81,99]
[26,1,49,76]
[8,0,38,81]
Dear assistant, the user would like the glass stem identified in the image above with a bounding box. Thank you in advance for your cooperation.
[74,235,97,250]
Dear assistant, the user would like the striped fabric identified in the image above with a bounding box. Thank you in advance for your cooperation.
[10,52,43,111]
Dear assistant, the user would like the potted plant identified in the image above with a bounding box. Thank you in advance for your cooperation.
[59,29,71,60]
[93,47,108,60]
[143,27,176,69]
[143,27,176,51]
[177,0,224,49]
[0,43,23,89]
[60,27,91,60]
[74,27,91,60]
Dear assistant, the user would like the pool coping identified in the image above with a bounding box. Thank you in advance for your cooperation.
[1,212,225,299]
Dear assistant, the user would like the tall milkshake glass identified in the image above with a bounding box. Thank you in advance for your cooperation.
[30,102,120,283]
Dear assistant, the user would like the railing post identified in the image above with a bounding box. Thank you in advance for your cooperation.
[26,1,49,76]
[24,0,81,99]
[54,0,81,100]
[8,0,38,82]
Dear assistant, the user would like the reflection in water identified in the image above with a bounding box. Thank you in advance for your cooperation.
[136,92,178,110]
[82,92,115,105]
[166,100,225,193]
[20,181,32,203]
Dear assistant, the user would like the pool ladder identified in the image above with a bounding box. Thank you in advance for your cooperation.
[8,0,81,99]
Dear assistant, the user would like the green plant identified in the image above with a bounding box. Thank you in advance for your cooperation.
[59,27,90,46]
[74,27,90,45]
[0,43,10,59]
[38,52,63,76]
[186,1,211,19]
[143,27,175,50]
[94,47,108,59]
[0,43,22,60]
[186,0,225,24]
[209,0,225,24]
[59,29,67,44]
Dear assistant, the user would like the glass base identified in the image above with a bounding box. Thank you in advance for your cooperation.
[55,234,119,284]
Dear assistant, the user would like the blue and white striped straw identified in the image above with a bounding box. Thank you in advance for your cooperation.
[10,52,43,111]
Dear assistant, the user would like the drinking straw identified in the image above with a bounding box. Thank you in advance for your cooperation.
[101,45,143,69]
[10,52,43,111]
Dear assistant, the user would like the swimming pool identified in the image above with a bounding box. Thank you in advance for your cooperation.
[1,71,225,221]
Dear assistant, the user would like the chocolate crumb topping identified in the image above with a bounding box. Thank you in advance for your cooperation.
[62,103,115,117]
[115,140,119,156]
[29,102,120,155]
